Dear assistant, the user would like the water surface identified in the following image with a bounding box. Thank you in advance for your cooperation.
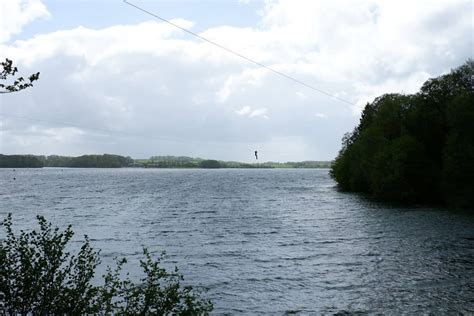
[1,168,473,314]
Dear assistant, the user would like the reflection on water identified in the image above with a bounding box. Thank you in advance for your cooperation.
[1,168,473,314]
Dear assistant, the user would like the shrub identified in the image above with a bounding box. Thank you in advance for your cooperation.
[0,214,213,315]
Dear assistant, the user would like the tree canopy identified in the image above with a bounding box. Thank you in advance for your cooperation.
[331,60,474,208]
[0,155,43,168]
[0,154,134,168]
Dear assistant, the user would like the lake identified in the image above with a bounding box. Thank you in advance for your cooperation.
[1,168,473,314]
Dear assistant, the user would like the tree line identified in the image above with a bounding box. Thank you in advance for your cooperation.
[0,154,133,168]
[0,154,331,169]
[331,60,473,208]
[137,156,331,169]
[0,155,43,168]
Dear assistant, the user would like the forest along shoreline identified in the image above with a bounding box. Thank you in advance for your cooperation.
[330,61,473,209]
[0,154,331,169]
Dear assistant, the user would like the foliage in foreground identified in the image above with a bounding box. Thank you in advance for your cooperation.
[0,214,213,315]
[331,60,473,208]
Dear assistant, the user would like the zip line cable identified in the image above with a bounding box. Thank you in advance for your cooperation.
[122,0,355,106]
[1,2,356,150]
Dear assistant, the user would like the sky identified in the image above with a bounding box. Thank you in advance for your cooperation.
[0,0,472,162]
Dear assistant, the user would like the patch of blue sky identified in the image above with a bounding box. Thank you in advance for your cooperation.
[10,0,265,43]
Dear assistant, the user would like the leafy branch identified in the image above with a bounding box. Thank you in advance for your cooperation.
[0,59,40,94]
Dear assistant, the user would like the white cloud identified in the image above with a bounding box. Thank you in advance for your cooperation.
[0,0,50,43]
[314,113,327,119]
[249,108,268,118]
[0,0,472,161]
[235,106,269,119]
[235,106,252,115]
[296,91,307,100]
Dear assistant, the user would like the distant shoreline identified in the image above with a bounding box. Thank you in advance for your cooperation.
[48,166,331,169]
[0,154,332,169]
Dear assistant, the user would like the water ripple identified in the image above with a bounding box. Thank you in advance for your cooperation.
[1,168,473,314]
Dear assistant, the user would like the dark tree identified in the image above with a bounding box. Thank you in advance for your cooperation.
[331,60,474,208]
[0,154,43,168]
[199,160,221,168]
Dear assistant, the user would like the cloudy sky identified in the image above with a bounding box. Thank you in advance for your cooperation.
[0,0,472,162]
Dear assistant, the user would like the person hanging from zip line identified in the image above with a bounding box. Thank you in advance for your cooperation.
[255,150,258,160]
